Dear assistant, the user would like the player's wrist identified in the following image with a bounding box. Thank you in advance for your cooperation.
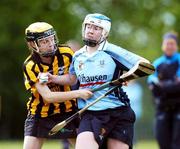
[72,90,79,99]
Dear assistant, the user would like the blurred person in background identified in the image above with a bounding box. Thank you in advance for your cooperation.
[148,32,180,149]
[66,40,81,52]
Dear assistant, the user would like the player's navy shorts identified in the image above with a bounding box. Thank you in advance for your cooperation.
[24,112,78,139]
[78,106,136,149]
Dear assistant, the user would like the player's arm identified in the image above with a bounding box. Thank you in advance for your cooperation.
[47,73,77,86]
[35,82,93,103]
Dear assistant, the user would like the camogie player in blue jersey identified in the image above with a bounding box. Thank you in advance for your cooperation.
[47,13,136,149]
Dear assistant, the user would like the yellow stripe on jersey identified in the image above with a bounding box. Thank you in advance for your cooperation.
[29,91,40,115]
[62,55,70,74]
[60,46,74,56]
[53,102,61,113]
[34,64,40,73]
[23,46,76,118]
[52,56,59,75]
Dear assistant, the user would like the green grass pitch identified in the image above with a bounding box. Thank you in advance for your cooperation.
[0,140,158,149]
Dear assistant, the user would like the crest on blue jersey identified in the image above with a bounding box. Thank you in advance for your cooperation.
[99,60,105,67]
[78,60,84,70]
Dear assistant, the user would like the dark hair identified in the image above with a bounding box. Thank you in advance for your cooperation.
[163,31,178,44]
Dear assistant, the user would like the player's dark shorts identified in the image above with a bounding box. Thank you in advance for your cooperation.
[24,112,78,139]
[78,106,136,149]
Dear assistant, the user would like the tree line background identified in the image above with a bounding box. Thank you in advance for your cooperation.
[0,0,179,139]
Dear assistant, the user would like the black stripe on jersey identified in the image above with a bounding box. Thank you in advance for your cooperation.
[111,58,122,97]
[48,103,55,116]
[112,58,130,106]
[59,102,66,113]
[62,53,73,63]
[112,59,122,81]
[36,62,43,72]
[32,52,42,65]
[118,88,130,106]
[35,96,44,117]
[57,50,65,74]
[48,64,53,74]
[70,99,77,112]
[57,50,66,92]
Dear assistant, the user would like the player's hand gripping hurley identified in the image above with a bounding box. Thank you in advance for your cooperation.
[49,60,155,135]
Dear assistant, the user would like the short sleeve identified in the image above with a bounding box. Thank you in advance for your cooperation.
[23,61,38,91]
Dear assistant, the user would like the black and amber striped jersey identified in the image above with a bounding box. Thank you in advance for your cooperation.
[23,46,77,118]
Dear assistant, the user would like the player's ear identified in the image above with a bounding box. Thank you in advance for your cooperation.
[27,41,35,49]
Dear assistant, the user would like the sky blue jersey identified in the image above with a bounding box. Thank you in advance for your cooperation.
[69,41,129,111]
[147,52,180,84]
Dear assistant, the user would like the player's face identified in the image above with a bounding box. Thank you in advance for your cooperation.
[162,38,178,56]
[37,35,55,53]
[84,24,103,42]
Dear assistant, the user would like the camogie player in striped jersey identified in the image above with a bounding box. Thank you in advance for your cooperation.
[23,22,92,149]
[48,13,136,149]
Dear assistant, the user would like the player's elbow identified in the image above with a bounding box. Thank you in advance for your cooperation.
[68,75,77,85]
[70,80,77,86]
[41,94,54,103]
[69,78,78,86]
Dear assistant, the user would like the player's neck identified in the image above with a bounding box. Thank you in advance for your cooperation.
[86,45,100,54]
[40,56,53,65]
